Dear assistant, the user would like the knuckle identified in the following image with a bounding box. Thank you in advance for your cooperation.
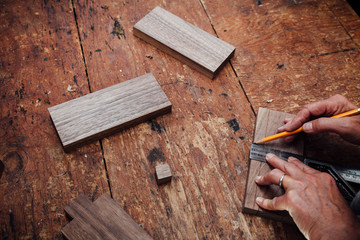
[286,190,300,206]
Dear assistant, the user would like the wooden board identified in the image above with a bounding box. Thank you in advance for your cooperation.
[48,73,172,151]
[243,108,304,222]
[133,7,235,79]
[62,193,153,240]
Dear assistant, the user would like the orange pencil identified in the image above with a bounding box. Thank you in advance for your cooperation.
[256,108,360,144]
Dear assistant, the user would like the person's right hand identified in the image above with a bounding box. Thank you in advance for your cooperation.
[277,94,360,144]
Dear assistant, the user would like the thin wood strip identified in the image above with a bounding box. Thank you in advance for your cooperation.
[133,7,235,79]
[48,73,172,151]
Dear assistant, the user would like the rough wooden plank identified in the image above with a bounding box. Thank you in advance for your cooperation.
[74,0,256,238]
[133,7,235,79]
[155,164,172,184]
[48,73,172,151]
[0,0,110,239]
[243,108,304,222]
[62,194,153,240]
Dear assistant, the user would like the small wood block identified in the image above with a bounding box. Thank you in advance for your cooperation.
[61,193,153,240]
[155,164,172,184]
[48,73,172,152]
[242,108,304,223]
[133,7,235,79]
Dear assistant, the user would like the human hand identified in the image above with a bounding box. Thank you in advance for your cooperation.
[255,153,360,240]
[277,94,360,144]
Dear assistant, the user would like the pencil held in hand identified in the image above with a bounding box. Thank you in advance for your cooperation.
[256,108,360,144]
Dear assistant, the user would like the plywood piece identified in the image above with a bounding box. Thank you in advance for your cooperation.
[61,193,153,240]
[155,164,172,184]
[133,7,235,79]
[48,73,172,151]
[243,108,304,222]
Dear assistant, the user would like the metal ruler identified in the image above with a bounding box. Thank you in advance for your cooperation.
[250,143,360,185]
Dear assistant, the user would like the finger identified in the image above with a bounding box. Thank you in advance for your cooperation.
[256,196,287,211]
[288,157,318,174]
[282,95,356,133]
[304,117,356,135]
[266,153,303,178]
[255,168,285,186]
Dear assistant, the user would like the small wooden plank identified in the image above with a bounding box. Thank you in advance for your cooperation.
[61,193,153,240]
[48,73,172,151]
[243,108,304,222]
[155,164,172,184]
[133,7,235,79]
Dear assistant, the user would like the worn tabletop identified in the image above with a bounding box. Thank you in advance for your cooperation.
[1,0,360,239]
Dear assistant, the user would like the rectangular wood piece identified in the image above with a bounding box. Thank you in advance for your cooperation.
[61,193,153,240]
[48,73,172,152]
[133,7,236,79]
[242,108,304,222]
[155,163,172,184]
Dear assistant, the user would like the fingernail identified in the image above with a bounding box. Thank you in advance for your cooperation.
[288,156,295,162]
[256,197,264,204]
[277,126,285,132]
[266,153,275,160]
[303,122,312,132]
[255,176,262,182]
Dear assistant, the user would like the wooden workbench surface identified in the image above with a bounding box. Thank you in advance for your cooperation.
[1,0,359,239]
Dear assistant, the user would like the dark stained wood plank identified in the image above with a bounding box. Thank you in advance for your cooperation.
[74,0,257,238]
[49,73,172,151]
[133,7,235,79]
[0,0,109,239]
[243,108,304,223]
[155,163,172,184]
[62,194,153,240]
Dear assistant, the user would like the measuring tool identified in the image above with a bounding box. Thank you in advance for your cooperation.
[250,144,360,202]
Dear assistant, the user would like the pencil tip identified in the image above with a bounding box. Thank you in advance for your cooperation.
[255,139,265,144]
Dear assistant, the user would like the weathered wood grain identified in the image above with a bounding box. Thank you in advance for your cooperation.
[2,0,358,238]
[74,0,256,238]
[49,73,172,151]
[326,0,360,46]
[62,194,153,240]
[133,7,235,79]
[0,0,109,239]
[243,108,304,222]
[155,164,172,184]
[200,0,360,113]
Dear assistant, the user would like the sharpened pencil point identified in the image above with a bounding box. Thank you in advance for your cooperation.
[255,139,265,144]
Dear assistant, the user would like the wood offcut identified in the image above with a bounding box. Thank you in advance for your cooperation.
[48,73,172,151]
[155,163,172,184]
[61,193,153,240]
[243,108,304,222]
[133,7,236,79]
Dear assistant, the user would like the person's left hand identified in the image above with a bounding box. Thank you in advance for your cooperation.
[255,153,360,240]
